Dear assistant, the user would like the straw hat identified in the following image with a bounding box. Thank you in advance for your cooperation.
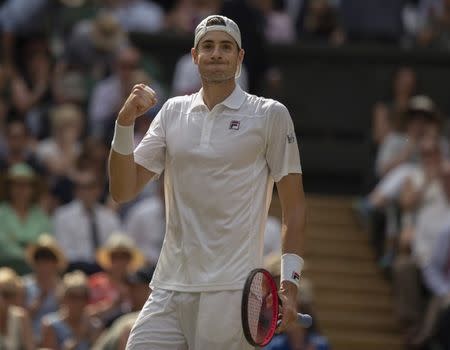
[26,234,68,272]
[96,233,145,272]
[0,267,21,294]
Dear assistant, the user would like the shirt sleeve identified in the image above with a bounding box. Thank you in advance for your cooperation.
[134,102,168,176]
[265,102,302,182]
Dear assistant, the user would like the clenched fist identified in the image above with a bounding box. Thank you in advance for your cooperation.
[117,84,158,126]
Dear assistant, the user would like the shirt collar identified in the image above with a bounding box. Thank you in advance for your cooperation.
[188,84,246,112]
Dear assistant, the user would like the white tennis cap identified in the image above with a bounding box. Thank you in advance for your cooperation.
[194,15,242,49]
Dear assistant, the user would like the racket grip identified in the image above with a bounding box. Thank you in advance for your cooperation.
[297,313,313,328]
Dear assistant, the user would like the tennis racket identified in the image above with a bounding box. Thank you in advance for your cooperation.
[241,268,312,347]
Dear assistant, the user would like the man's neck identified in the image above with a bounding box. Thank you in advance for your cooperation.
[202,79,236,111]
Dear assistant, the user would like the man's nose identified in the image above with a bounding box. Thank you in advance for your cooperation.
[210,46,222,59]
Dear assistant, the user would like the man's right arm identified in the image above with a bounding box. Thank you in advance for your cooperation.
[108,151,155,203]
[108,84,158,203]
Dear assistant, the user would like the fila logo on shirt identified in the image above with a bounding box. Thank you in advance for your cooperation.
[229,120,240,130]
[292,271,301,281]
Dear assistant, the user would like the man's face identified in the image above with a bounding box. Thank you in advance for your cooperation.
[192,31,244,84]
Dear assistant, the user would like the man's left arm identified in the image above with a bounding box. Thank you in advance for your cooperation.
[276,173,306,332]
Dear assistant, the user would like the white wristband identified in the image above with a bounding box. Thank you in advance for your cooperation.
[280,253,304,288]
[111,121,135,155]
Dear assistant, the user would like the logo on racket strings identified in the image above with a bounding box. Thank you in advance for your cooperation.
[292,271,300,281]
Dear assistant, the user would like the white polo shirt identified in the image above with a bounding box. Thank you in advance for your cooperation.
[134,84,302,292]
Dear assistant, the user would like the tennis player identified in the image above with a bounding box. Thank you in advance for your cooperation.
[109,15,306,350]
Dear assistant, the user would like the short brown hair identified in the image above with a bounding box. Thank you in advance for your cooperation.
[206,16,226,27]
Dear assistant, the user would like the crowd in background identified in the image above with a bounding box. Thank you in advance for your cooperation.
[1,0,450,349]
[355,66,450,349]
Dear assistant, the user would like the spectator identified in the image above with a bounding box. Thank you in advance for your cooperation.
[10,38,54,139]
[35,103,84,178]
[0,0,53,72]
[0,163,51,275]
[406,160,450,347]
[392,148,449,335]
[0,267,35,350]
[92,265,154,350]
[40,270,103,349]
[88,233,145,327]
[358,96,440,208]
[53,170,121,275]
[23,233,67,343]
[0,118,46,175]
[63,11,128,80]
[353,96,439,230]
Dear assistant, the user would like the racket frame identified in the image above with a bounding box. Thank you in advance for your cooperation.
[241,268,280,347]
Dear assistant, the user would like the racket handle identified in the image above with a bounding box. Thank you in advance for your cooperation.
[297,313,313,328]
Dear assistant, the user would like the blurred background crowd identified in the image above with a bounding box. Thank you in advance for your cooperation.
[0,0,450,349]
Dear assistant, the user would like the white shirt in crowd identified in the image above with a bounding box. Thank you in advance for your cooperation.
[125,196,165,264]
[134,84,302,292]
[53,200,121,262]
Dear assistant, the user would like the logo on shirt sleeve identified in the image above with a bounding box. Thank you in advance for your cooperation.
[292,271,301,281]
[287,132,296,144]
[229,120,240,130]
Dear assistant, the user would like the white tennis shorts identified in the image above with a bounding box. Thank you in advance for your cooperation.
[125,288,255,350]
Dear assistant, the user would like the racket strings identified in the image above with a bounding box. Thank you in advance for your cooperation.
[248,273,264,340]
[247,272,277,344]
